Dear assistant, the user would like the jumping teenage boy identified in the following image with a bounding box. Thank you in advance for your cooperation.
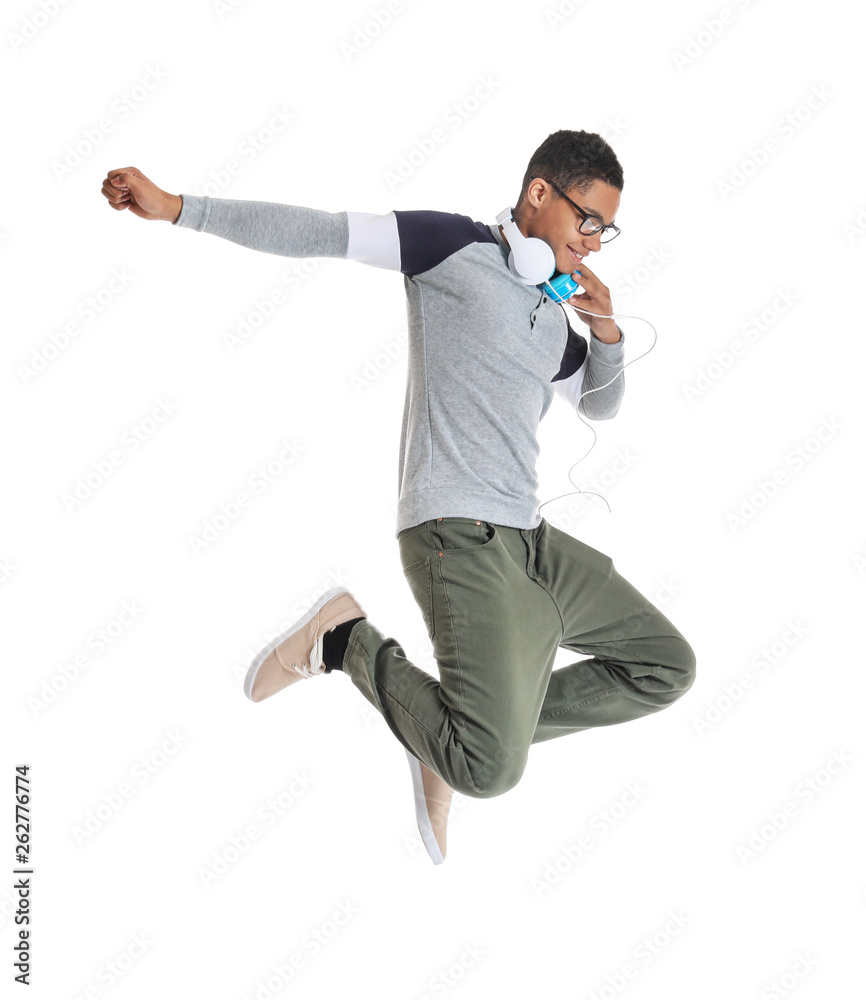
[101,130,696,866]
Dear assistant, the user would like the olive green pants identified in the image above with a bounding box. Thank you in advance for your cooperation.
[342,517,696,799]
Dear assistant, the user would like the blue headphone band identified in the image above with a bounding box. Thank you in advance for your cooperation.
[541,271,581,302]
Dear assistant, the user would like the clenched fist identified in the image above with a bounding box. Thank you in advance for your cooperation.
[101,168,182,223]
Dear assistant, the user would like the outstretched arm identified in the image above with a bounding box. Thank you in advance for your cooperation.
[169,199,494,276]
[101,167,402,265]
[101,172,501,278]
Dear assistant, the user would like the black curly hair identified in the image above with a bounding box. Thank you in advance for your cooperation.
[516,130,624,209]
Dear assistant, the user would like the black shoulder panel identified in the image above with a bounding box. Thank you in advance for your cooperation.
[394,210,497,277]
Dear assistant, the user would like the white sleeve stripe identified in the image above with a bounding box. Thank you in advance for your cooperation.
[553,355,588,409]
[345,211,401,271]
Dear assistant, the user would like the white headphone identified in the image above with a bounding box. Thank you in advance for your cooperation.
[495,207,556,284]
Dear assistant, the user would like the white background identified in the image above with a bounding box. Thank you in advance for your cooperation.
[3,0,864,997]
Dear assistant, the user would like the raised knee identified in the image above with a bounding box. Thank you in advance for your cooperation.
[658,635,697,696]
[675,637,697,691]
[460,750,526,799]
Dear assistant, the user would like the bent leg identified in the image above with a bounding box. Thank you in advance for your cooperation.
[343,519,562,798]
[529,520,697,744]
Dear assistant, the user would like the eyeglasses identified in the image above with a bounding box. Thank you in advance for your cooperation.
[543,179,621,243]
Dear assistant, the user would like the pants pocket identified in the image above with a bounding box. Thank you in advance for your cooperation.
[431,518,497,554]
[403,556,435,639]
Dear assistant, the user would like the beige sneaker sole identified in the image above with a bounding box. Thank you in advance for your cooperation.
[406,749,453,865]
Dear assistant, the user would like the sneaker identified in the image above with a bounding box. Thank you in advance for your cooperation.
[405,748,454,865]
[244,587,366,702]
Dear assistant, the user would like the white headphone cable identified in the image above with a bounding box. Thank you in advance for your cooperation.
[538,304,658,517]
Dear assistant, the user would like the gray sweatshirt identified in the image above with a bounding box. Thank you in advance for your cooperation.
[173,195,625,535]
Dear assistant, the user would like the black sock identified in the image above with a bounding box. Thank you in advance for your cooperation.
[322,618,365,672]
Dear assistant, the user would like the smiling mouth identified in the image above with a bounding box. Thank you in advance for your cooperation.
[567,245,585,263]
